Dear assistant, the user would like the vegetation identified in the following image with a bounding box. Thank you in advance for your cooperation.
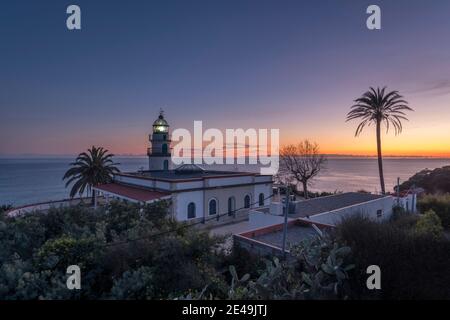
[182,236,354,300]
[414,210,444,239]
[0,205,13,215]
[346,87,413,194]
[0,201,227,299]
[399,166,450,194]
[417,194,450,229]
[279,140,327,199]
[63,146,120,203]
[389,206,419,229]
[337,215,450,299]
[293,190,342,199]
[1,202,450,300]
[277,185,340,199]
[0,201,355,300]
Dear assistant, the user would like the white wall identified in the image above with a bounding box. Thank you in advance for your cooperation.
[115,175,155,188]
[398,194,417,213]
[308,197,395,226]
[173,190,204,221]
[149,156,172,171]
[173,180,204,190]
[254,183,272,207]
[207,175,254,187]
[7,198,90,217]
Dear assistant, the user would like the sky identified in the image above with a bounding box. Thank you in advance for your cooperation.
[1,0,450,157]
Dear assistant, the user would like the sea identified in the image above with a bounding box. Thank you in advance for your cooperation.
[1,157,449,207]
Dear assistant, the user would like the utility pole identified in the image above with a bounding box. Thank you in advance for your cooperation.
[282,185,290,259]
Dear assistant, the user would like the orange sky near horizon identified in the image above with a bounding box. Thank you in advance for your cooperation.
[2,1,450,159]
[98,123,450,158]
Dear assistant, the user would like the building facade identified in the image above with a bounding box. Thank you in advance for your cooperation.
[94,112,273,224]
[268,192,417,226]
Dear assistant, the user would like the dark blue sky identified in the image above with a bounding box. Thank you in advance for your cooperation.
[1,0,450,156]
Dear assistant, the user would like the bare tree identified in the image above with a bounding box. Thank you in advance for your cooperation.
[279,140,326,199]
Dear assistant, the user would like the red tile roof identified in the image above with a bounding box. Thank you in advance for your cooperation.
[95,183,170,202]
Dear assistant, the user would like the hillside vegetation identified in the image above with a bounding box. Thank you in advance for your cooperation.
[399,165,450,194]
[1,203,450,299]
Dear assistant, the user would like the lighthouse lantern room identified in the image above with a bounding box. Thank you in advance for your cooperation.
[148,110,172,171]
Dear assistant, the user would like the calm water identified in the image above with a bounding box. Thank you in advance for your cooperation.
[0,157,449,206]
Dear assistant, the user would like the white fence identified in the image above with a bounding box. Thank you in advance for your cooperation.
[6,197,91,217]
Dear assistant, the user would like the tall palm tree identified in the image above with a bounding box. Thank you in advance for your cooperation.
[346,87,413,194]
[63,146,120,203]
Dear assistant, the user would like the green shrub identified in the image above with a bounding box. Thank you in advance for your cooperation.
[415,210,444,239]
[389,207,419,230]
[336,215,450,299]
[110,266,155,299]
[0,201,227,300]
[417,194,450,229]
[184,236,354,300]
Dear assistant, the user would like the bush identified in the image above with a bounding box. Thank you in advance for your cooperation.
[110,266,155,299]
[415,210,444,239]
[184,237,355,300]
[0,205,13,212]
[294,190,342,199]
[0,201,227,300]
[389,207,419,230]
[417,194,450,229]
[0,205,13,219]
[336,215,450,299]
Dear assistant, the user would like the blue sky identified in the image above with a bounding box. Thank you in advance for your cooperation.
[1,0,450,156]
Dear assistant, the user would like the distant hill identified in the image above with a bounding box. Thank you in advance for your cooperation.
[399,166,450,194]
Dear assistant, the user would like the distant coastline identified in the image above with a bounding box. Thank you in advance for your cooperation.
[2,157,450,207]
[1,154,450,160]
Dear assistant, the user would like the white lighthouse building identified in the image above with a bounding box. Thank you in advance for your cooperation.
[94,111,273,225]
[147,111,172,171]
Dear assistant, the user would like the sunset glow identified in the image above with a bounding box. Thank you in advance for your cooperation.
[0,1,449,158]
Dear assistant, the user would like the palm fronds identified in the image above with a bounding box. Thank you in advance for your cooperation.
[63,146,120,198]
[346,87,413,136]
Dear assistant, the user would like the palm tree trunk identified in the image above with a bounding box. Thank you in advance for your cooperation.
[376,121,386,194]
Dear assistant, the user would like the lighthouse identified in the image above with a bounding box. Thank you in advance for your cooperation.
[148,110,172,171]
[94,108,273,224]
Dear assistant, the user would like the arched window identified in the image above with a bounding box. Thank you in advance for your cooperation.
[259,193,265,206]
[228,197,235,216]
[244,195,251,208]
[187,202,196,219]
[162,144,168,154]
[163,159,169,170]
[209,198,217,215]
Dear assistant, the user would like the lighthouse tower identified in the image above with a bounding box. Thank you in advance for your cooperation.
[148,110,172,171]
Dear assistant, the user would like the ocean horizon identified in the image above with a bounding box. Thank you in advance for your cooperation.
[1,156,449,207]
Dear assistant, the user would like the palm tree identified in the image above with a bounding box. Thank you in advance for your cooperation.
[63,146,120,203]
[346,87,413,194]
